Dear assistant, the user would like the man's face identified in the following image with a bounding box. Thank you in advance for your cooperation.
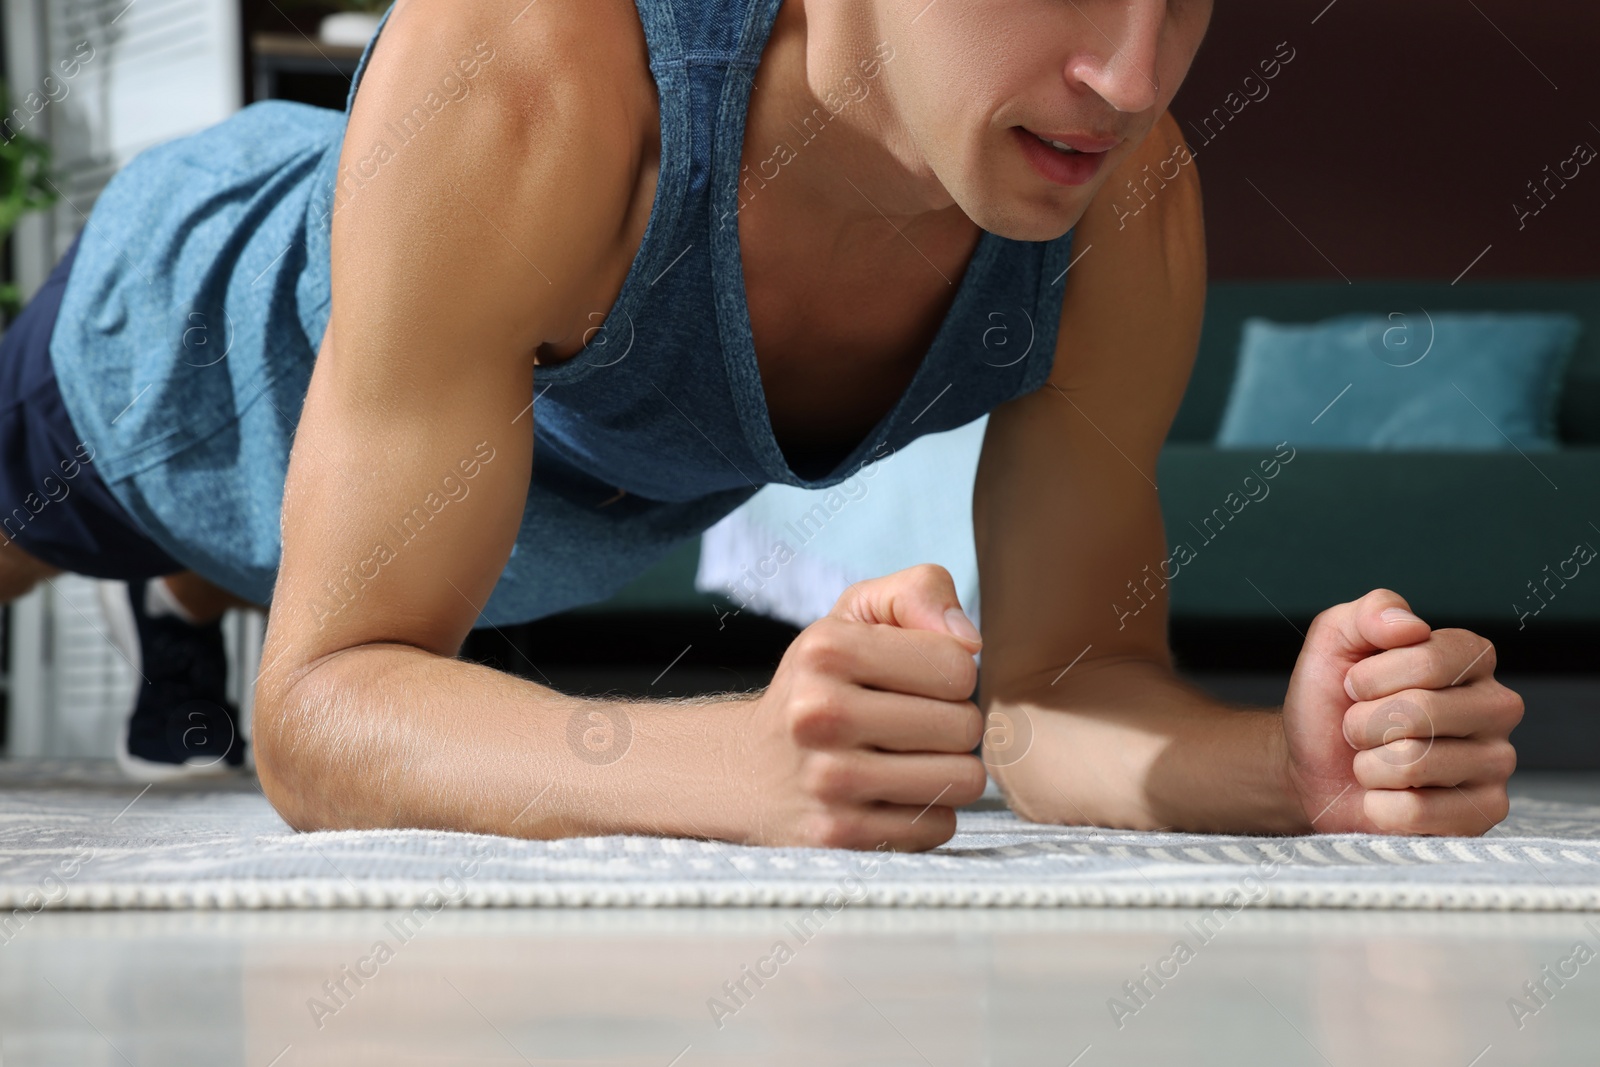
[882,0,1213,240]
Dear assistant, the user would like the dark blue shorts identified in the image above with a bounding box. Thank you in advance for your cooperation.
[0,234,187,580]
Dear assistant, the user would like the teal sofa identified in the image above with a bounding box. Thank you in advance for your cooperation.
[1154,280,1600,626]
[579,279,1600,634]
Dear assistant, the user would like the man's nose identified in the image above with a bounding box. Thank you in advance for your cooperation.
[1065,2,1165,114]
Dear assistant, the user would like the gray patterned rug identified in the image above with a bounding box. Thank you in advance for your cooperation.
[6,762,1600,911]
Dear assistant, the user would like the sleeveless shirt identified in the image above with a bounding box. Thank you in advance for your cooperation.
[49,0,1076,626]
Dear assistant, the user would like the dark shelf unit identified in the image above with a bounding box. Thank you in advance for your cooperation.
[250,32,362,109]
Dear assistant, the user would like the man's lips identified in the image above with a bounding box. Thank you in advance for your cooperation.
[1012,127,1117,187]
[1019,127,1122,155]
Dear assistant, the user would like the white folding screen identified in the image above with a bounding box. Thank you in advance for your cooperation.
[6,575,262,760]
[8,0,244,286]
[3,0,250,758]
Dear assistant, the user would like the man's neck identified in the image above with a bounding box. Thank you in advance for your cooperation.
[744,0,966,237]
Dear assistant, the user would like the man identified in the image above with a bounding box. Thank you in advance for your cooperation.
[0,0,1521,847]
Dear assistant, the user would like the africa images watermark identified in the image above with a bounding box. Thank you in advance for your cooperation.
[1106,843,1289,1030]
[713,438,896,629]
[705,843,893,1031]
[1506,919,1600,1031]
[1513,132,1595,232]
[1114,440,1297,630]
[310,440,498,629]
[1116,40,1298,230]
[1,439,97,547]
[1513,525,1597,630]
[1,38,97,142]
[0,845,95,948]
[306,840,495,1031]
[718,40,898,230]
[1183,40,1297,153]
[319,40,499,226]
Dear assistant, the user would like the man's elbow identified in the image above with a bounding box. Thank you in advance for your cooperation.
[250,661,346,832]
[252,694,317,832]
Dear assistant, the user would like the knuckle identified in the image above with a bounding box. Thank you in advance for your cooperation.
[807,810,868,851]
[928,655,972,703]
[1439,630,1496,676]
[1388,787,1429,832]
[788,689,848,748]
[1390,736,1432,769]
[801,753,859,803]
[1488,739,1518,781]
[1405,688,1441,733]
[1419,644,1451,683]
[1307,606,1339,639]
[792,621,852,677]
[1498,684,1526,728]
[1440,630,1494,668]
[1483,789,1511,828]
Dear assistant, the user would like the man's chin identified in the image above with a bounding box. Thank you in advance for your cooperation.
[964,197,1087,244]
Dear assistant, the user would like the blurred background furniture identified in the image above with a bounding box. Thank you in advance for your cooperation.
[249,33,359,110]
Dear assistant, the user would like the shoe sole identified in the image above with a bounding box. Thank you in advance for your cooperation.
[114,716,238,782]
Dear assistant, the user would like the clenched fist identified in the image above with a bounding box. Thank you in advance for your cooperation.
[729,563,987,851]
[1283,588,1524,835]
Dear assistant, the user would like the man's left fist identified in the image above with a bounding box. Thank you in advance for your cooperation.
[1281,588,1524,835]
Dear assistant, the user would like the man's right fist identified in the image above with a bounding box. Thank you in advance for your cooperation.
[733,564,987,852]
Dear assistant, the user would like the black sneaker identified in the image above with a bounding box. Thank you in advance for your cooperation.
[96,577,247,781]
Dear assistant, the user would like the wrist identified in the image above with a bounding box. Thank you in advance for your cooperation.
[1268,711,1316,834]
[597,694,761,843]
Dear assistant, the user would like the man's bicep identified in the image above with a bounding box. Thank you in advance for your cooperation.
[260,3,630,688]
[974,114,1206,700]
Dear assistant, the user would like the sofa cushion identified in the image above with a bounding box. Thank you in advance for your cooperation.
[1215,312,1581,450]
[1173,282,1600,446]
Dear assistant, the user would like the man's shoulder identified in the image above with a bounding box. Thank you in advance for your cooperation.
[1039,111,1205,404]
[367,0,652,129]
[337,0,660,328]
[1055,112,1206,337]
[1086,112,1204,276]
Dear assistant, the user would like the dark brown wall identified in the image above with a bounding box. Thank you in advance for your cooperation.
[1170,0,1600,280]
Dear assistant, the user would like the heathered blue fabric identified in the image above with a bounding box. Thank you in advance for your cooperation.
[49,0,1076,626]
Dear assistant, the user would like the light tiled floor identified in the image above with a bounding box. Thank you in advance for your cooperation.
[6,904,1600,1065]
[4,772,1600,1065]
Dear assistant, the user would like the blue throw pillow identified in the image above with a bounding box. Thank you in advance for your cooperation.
[1215,313,1582,451]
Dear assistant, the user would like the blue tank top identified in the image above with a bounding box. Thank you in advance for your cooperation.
[50,0,1076,626]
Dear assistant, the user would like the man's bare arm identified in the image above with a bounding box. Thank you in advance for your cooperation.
[251,0,706,839]
[976,114,1520,836]
[252,0,986,850]
[970,113,1307,832]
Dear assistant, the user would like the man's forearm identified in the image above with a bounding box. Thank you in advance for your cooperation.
[985,659,1314,835]
[254,644,757,841]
